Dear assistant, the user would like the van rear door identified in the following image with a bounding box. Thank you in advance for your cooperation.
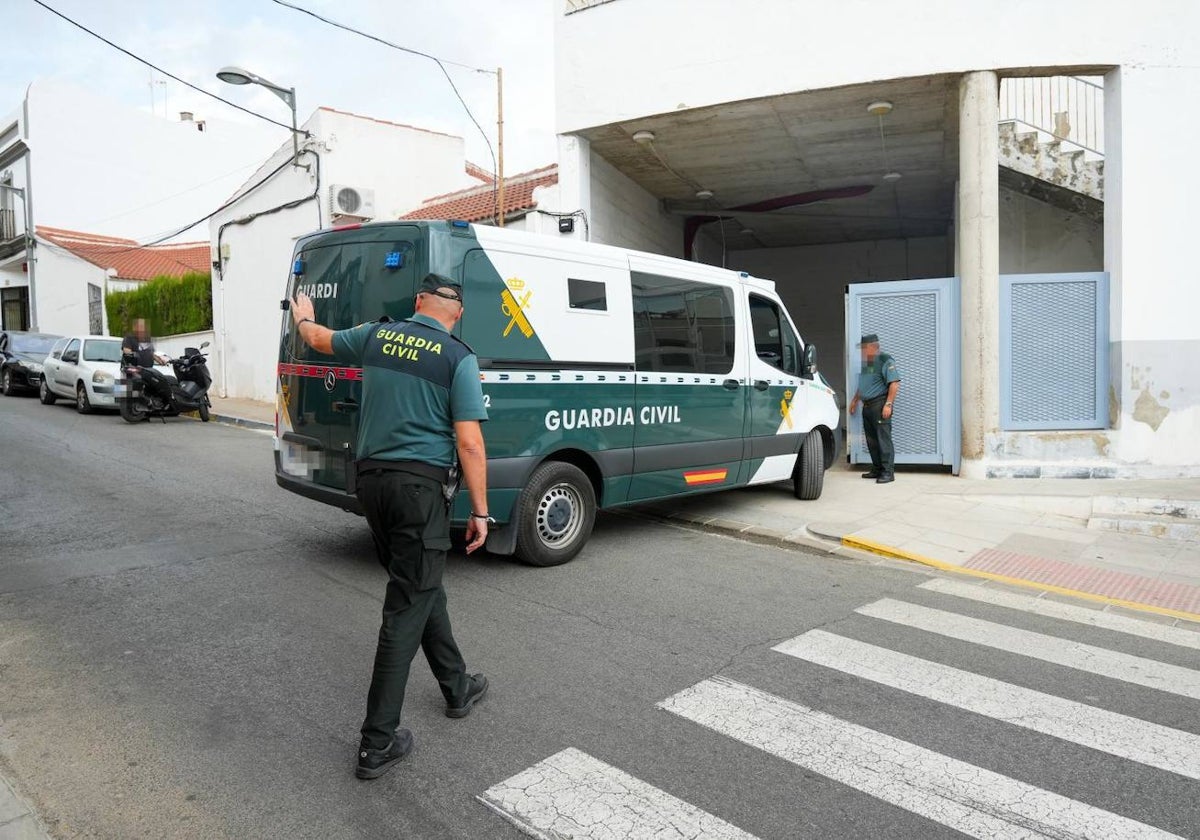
[278,225,423,493]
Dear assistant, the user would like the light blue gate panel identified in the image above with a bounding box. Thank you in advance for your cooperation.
[1001,273,1108,431]
[860,292,939,456]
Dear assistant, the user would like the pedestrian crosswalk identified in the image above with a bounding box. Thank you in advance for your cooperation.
[479,579,1200,839]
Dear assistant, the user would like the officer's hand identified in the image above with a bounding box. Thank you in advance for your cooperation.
[291,292,316,324]
[882,404,893,421]
[465,518,488,554]
[848,399,859,415]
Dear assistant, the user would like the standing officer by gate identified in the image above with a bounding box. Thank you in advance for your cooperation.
[290,274,490,780]
[848,333,901,484]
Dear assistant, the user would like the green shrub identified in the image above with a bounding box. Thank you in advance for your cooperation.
[106,272,212,337]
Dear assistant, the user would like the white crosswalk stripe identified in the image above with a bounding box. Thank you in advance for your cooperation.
[773,629,1200,780]
[659,676,1185,840]
[478,747,760,840]
[918,578,1200,650]
[856,598,1200,699]
[482,587,1198,838]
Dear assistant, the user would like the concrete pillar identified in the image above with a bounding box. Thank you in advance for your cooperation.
[555,133,592,242]
[957,71,1000,477]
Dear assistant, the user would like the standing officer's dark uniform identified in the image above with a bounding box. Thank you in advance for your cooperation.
[856,334,901,482]
[328,278,488,779]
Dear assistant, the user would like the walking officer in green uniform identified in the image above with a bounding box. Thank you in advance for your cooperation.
[848,333,901,484]
[290,273,491,780]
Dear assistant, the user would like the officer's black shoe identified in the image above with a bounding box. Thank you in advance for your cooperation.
[446,673,488,718]
[861,471,881,479]
[355,728,414,780]
[876,474,895,484]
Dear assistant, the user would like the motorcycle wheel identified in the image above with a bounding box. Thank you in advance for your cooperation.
[198,400,210,422]
[120,397,148,424]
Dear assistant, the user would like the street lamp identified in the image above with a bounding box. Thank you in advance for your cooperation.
[0,183,37,331]
[216,65,301,165]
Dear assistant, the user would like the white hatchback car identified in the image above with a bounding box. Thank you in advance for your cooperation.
[39,335,172,413]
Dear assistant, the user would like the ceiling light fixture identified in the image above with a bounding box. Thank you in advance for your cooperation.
[882,171,903,182]
[866,101,894,116]
[695,189,714,200]
[632,130,656,144]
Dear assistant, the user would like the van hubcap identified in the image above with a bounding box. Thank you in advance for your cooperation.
[536,483,583,548]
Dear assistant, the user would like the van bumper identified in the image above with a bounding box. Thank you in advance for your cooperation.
[275,465,363,515]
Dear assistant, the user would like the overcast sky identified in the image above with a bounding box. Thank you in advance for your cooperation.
[1,0,558,176]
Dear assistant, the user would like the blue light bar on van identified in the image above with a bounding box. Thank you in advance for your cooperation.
[384,251,403,269]
[450,220,470,228]
[293,259,305,275]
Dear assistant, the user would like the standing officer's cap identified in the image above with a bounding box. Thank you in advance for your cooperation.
[857,333,880,346]
[419,273,463,301]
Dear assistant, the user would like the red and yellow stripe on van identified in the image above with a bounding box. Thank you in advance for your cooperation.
[684,468,728,486]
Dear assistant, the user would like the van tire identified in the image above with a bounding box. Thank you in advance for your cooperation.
[513,461,596,567]
[793,429,824,500]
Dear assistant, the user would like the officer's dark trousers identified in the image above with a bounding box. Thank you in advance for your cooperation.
[862,396,895,476]
[356,470,470,750]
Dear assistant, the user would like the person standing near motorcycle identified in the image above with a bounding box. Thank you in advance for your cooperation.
[121,318,171,404]
[290,274,490,780]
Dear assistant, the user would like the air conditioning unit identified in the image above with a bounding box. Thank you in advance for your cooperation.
[329,185,375,221]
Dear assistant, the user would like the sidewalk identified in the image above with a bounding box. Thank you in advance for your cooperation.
[0,774,49,840]
[209,398,1200,623]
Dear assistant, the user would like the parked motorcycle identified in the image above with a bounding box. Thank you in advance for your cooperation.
[118,341,213,424]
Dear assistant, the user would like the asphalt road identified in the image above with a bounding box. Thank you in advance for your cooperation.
[1,395,1197,840]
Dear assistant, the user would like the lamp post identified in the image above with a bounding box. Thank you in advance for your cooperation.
[216,66,301,165]
[0,183,37,331]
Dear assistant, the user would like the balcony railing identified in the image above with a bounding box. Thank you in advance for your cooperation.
[0,208,17,242]
[999,75,1104,157]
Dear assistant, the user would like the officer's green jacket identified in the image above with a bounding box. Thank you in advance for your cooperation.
[858,352,901,401]
[331,313,488,468]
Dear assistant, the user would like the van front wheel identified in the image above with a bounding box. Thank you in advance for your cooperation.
[793,429,825,500]
[514,461,596,567]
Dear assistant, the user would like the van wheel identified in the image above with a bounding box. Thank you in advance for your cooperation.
[793,429,825,500]
[514,461,596,567]
[40,379,57,405]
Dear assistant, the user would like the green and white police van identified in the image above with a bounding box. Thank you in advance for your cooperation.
[276,220,840,566]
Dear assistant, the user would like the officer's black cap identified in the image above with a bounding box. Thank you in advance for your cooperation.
[419,273,463,301]
[857,333,880,346]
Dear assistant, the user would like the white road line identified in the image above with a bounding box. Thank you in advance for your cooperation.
[856,599,1200,700]
[660,677,1182,840]
[919,578,1200,650]
[478,748,760,840]
[773,630,1200,780]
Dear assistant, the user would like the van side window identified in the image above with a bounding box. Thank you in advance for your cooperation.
[632,272,735,374]
[749,295,801,375]
[568,277,607,311]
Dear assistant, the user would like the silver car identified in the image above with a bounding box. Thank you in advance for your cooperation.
[39,335,171,414]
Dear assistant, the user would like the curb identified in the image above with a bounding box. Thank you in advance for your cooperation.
[209,412,274,432]
[637,507,1200,625]
[841,534,1200,624]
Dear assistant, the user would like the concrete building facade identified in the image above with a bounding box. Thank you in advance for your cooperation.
[548,0,1200,478]
[0,78,280,335]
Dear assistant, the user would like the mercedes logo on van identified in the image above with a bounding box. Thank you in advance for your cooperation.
[324,369,337,392]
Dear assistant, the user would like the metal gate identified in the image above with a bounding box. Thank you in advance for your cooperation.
[846,277,960,473]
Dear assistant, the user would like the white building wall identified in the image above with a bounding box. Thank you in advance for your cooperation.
[998,188,1103,274]
[211,109,478,402]
[30,246,108,336]
[589,151,682,257]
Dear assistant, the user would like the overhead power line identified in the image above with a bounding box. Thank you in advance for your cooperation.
[29,0,304,135]
[267,0,500,223]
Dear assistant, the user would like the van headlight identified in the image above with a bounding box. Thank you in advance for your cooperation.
[93,371,114,385]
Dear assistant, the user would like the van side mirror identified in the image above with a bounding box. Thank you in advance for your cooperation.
[801,343,818,379]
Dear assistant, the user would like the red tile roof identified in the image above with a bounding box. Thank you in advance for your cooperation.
[400,164,558,224]
[465,161,496,184]
[36,227,211,281]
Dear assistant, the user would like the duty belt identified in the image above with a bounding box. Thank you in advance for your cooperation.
[355,458,451,484]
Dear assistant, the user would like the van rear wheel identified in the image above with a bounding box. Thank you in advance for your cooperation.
[513,461,596,567]
[793,428,825,500]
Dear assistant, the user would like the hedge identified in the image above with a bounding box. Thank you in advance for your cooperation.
[106,272,212,338]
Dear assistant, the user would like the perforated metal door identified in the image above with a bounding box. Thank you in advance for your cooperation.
[847,277,960,472]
